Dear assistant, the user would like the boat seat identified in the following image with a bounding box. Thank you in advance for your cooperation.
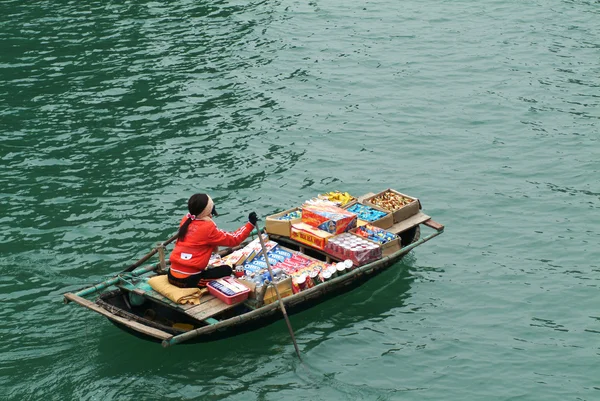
[115,275,244,323]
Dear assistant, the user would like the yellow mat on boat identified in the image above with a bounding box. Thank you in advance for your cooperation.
[147,275,205,305]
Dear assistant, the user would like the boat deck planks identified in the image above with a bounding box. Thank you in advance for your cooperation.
[388,211,430,234]
[185,297,240,321]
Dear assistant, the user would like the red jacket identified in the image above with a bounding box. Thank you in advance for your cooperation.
[169,217,254,277]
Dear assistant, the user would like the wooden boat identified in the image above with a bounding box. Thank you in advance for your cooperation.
[63,193,444,347]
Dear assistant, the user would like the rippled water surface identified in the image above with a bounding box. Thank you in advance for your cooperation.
[1,0,599,400]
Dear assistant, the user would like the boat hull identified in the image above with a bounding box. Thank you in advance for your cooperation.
[97,238,411,344]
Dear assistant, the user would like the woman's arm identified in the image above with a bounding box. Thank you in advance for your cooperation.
[207,222,255,247]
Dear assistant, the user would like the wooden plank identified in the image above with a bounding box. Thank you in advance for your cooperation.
[204,318,219,325]
[387,211,430,235]
[185,297,239,321]
[423,218,444,231]
[64,293,171,340]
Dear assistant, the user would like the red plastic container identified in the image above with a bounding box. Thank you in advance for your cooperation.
[207,277,251,305]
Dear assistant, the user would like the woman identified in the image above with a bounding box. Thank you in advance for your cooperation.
[168,193,258,288]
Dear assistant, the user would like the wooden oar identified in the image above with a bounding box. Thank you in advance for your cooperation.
[119,233,178,274]
[256,223,302,360]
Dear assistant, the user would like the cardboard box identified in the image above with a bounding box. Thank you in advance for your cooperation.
[351,225,401,256]
[265,208,302,237]
[347,202,394,230]
[290,222,333,250]
[262,277,294,305]
[356,219,369,227]
[364,189,421,223]
[301,204,357,234]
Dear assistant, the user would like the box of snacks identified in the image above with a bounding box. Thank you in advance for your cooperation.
[290,222,333,250]
[351,224,401,256]
[364,189,421,223]
[344,203,393,229]
[265,208,302,237]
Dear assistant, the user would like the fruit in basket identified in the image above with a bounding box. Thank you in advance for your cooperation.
[319,191,355,206]
[370,191,415,211]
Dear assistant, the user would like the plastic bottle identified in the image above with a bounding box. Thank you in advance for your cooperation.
[262,267,283,282]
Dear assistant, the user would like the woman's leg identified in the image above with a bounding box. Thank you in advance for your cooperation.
[167,269,202,288]
[197,265,233,287]
[168,266,233,288]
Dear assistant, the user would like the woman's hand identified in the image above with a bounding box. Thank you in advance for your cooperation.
[248,212,258,226]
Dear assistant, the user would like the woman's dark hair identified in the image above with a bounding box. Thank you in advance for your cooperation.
[177,194,210,241]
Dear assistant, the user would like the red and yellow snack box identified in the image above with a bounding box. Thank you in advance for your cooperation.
[290,222,333,250]
[301,203,357,234]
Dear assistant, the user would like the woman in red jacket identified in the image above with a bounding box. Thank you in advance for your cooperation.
[168,193,258,288]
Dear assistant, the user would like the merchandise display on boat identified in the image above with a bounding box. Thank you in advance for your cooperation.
[209,235,341,304]
[210,189,419,304]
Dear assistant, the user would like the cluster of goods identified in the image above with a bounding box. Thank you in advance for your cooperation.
[263,188,414,280]
[346,203,387,223]
[240,244,358,294]
[219,235,359,301]
[324,232,382,266]
[368,190,415,211]
[353,224,399,244]
[211,189,418,305]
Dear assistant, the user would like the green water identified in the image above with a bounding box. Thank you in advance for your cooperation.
[1,0,599,399]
